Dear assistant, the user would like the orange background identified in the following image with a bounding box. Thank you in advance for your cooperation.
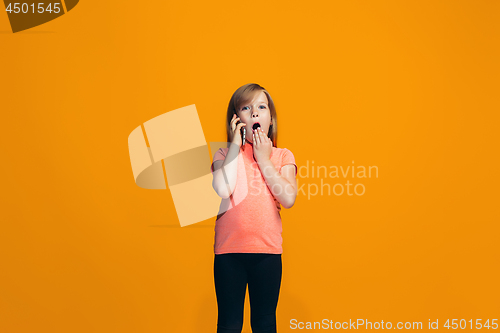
[1,1,499,332]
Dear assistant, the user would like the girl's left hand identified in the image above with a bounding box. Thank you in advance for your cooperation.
[253,128,272,164]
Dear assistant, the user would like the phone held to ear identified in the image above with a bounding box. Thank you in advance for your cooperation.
[235,114,246,146]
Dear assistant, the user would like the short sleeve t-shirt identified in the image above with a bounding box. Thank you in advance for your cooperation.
[210,142,297,254]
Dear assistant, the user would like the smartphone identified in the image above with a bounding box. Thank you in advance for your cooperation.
[235,113,246,146]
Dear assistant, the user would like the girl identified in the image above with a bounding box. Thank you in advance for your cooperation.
[210,83,298,333]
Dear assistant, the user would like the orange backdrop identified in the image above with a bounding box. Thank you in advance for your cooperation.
[1,1,499,332]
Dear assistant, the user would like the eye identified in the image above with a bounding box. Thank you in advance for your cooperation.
[259,105,267,109]
[241,106,250,111]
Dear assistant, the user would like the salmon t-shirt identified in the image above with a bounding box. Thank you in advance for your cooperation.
[210,141,297,254]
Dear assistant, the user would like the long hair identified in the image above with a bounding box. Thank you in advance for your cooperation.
[226,83,278,148]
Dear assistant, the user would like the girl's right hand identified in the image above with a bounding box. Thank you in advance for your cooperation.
[229,114,246,147]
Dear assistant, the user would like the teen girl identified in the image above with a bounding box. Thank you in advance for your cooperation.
[210,83,298,333]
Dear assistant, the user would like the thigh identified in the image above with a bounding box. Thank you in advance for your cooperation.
[214,254,248,331]
[247,254,282,315]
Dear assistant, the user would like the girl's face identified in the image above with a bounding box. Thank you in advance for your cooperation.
[237,90,272,143]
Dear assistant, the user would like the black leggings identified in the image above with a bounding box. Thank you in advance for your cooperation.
[214,253,282,333]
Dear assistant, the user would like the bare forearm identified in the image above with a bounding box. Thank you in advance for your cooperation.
[212,144,240,198]
[257,159,297,209]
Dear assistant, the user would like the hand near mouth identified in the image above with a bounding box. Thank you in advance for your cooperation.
[252,127,272,164]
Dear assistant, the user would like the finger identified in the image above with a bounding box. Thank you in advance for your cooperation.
[236,123,246,135]
[231,116,240,130]
[261,132,270,144]
[254,129,261,144]
[260,131,268,142]
[263,130,270,142]
[259,128,266,140]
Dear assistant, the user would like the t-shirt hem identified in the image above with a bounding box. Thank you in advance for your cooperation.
[214,247,283,255]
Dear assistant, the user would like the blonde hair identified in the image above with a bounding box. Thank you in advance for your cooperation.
[226,83,278,147]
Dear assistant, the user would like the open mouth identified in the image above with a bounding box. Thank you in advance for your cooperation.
[252,122,261,130]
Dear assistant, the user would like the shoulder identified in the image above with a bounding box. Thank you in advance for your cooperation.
[275,147,296,168]
[273,147,294,157]
[272,147,287,153]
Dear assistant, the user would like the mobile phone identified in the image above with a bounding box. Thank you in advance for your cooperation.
[235,113,246,146]
[241,127,246,146]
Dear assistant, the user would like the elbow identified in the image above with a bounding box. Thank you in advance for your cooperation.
[281,188,297,209]
[212,181,231,199]
[281,196,297,209]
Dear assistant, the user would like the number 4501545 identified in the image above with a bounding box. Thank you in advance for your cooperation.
[444,319,498,330]
[6,3,61,14]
